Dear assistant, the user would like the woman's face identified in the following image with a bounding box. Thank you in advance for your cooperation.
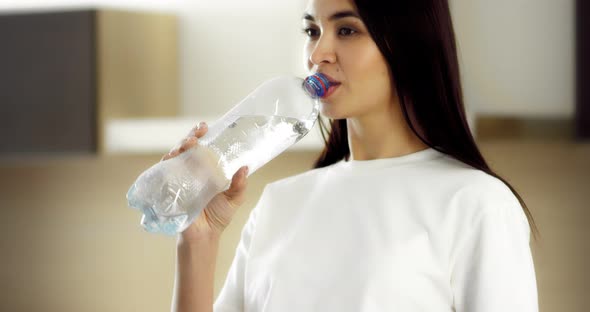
[303,0,395,119]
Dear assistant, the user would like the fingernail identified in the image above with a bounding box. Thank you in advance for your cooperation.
[243,167,249,176]
[199,122,207,128]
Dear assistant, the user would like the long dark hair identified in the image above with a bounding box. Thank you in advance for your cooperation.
[313,0,538,238]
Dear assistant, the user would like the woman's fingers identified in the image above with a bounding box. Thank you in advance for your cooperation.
[189,122,208,139]
[161,151,174,162]
[161,122,208,161]
[223,166,249,206]
[178,137,198,153]
[161,136,196,161]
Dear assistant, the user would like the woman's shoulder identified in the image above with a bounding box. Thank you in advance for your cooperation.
[429,156,531,245]
[439,159,526,226]
[431,153,513,194]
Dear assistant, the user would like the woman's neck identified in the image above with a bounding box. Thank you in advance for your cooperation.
[346,107,428,161]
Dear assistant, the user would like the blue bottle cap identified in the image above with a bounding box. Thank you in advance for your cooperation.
[303,73,331,98]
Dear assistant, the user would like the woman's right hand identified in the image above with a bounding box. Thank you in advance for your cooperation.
[161,122,249,244]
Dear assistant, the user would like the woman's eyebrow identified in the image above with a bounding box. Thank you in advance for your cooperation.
[302,10,360,22]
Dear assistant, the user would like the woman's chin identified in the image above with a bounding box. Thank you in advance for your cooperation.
[319,104,346,120]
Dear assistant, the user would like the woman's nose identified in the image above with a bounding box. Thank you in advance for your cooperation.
[309,35,337,66]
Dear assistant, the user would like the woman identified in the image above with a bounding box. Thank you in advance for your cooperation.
[170,0,539,311]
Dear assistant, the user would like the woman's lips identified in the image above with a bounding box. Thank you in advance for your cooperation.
[322,83,341,99]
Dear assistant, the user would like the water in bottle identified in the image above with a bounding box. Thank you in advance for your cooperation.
[126,74,330,236]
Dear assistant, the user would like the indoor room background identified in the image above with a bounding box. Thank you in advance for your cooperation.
[0,0,588,311]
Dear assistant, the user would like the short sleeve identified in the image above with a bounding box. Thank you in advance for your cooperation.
[450,197,539,311]
[213,202,260,312]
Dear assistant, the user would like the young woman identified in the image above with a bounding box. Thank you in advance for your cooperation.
[170,0,539,311]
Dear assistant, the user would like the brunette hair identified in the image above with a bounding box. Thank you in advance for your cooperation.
[313,0,538,237]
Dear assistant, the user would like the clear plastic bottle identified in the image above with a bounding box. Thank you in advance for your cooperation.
[126,74,330,235]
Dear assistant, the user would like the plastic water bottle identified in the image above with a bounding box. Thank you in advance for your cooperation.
[126,74,331,236]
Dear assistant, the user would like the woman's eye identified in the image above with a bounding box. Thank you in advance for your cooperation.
[302,28,319,38]
[338,27,356,37]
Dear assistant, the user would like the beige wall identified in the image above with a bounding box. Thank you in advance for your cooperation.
[450,0,575,118]
[0,142,588,311]
[2,0,573,119]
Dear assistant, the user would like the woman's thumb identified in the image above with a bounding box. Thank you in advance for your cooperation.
[223,166,249,205]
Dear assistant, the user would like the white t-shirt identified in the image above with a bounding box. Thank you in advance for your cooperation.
[213,148,538,311]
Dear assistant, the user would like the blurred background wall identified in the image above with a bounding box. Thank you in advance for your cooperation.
[0,0,588,311]
[0,0,575,118]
